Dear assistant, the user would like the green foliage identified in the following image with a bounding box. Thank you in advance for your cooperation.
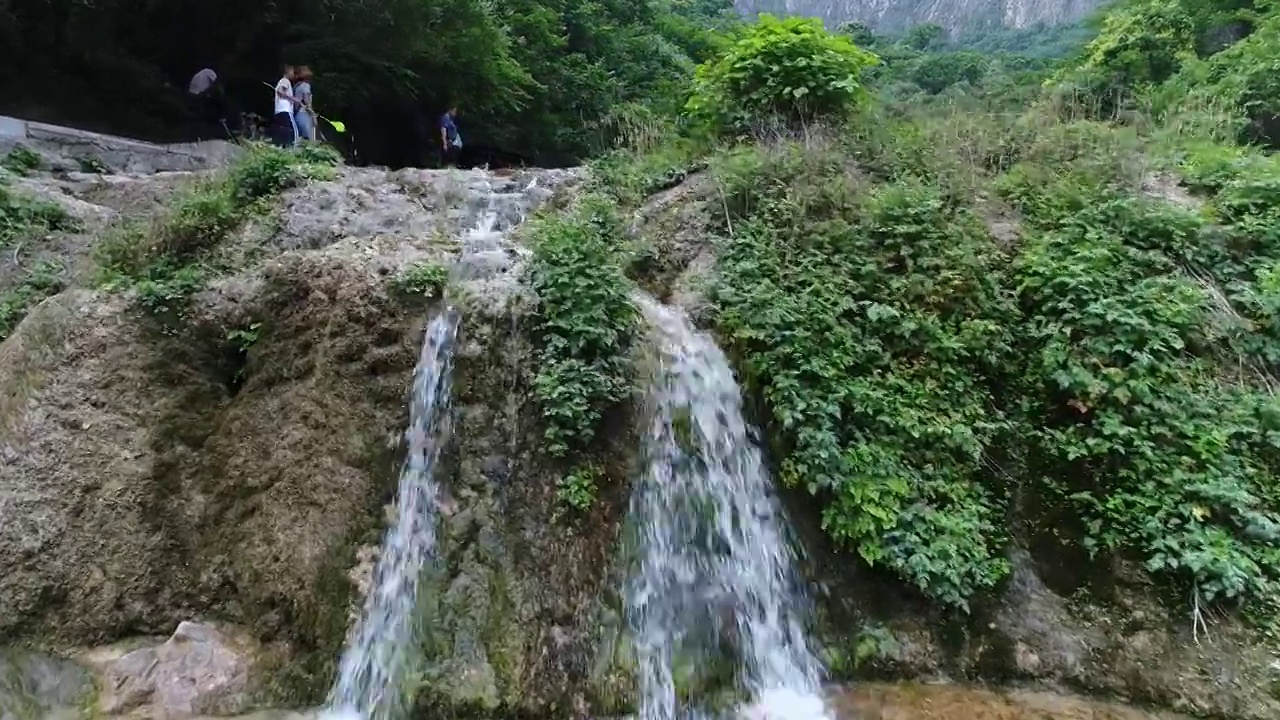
[910,52,989,94]
[1,146,41,176]
[556,464,602,511]
[948,21,1094,59]
[1075,1,1197,87]
[0,0,732,165]
[227,322,263,351]
[390,262,450,299]
[999,168,1280,605]
[711,147,1015,608]
[0,261,64,340]
[687,51,1280,612]
[527,195,637,458]
[0,184,78,246]
[686,14,879,135]
[903,23,946,51]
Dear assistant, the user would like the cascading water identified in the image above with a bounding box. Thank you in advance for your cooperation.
[627,295,831,720]
[321,171,550,720]
[323,309,459,720]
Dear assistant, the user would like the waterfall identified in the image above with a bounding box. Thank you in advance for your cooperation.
[323,309,459,720]
[627,295,831,720]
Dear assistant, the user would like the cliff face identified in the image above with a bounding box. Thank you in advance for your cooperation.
[733,0,1103,32]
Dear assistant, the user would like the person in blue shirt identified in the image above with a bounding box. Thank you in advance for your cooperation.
[438,105,462,167]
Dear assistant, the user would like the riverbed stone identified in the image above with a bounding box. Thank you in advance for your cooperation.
[86,622,258,718]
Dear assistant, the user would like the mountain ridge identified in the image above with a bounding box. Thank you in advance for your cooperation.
[733,0,1105,33]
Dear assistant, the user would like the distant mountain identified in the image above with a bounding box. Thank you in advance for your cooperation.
[733,0,1106,33]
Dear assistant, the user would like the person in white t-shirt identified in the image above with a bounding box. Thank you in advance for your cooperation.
[271,65,298,147]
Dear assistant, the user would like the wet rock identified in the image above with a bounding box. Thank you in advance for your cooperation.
[0,649,94,720]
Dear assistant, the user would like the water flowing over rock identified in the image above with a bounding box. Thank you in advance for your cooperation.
[626,295,828,720]
[0,164,584,712]
[326,311,459,720]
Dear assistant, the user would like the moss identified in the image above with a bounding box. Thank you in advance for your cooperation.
[481,564,523,705]
[255,434,401,706]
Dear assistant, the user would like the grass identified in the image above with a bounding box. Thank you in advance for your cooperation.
[94,142,340,323]
[0,183,78,247]
[0,261,65,340]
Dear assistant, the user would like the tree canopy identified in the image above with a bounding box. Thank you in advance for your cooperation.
[0,0,734,166]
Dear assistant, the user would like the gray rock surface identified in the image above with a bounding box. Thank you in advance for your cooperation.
[0,115,238,175]
[82,622,261,718]
[0,649,93,720]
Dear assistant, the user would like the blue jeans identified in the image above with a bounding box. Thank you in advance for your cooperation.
[294,111,314,143]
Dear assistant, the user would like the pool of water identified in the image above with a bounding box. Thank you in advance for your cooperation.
[831,683,1191,720]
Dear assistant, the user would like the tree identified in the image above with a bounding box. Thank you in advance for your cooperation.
[903,23,946,51]
[686,14,879,135]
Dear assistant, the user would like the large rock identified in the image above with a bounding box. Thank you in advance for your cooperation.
[0,164,588,711]
[83,621,265,718]
[0,649,94,720]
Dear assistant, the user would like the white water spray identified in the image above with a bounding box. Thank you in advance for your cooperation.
[323,310,459,720]
[627,296,831,720]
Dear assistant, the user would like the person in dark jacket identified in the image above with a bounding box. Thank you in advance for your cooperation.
[438,105,462,167]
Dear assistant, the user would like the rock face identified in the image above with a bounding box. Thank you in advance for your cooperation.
[0,163,589,711]
[6,154,1275,720]
[0,115,239,174]
[733,0,1103,32]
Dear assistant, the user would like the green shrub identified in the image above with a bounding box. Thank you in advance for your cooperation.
[556,464,602,512]
[1,146,41,176]
[712,148,1016,608]
[686,14,878,135]
[0,261,65,340]
[527,194,637,458]
[0,184,78,245]
[389,262,450,298]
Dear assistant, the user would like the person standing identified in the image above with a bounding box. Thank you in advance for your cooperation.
[293,66,316,144]
[271,65,298,148]
[438,105,462,167]
[188,67,224,126]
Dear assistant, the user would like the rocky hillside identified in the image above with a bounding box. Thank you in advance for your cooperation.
[0,116,1275,720]
[734,0,1103,32]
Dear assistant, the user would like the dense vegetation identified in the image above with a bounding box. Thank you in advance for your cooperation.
[547,0,1280,629]
[0,0,734,166]
[525,194,638,512]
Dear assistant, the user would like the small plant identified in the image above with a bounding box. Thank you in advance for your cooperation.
[76,156,110,174]
[227,322,263,351]
[295,143,344,167]
[390,262,450,298]
[0,184,77,246]
[228,144,304,205]
[1,146,41,176]
[133,263,207,322]
[0,261,65,340]
[556,464,602,512]
[226,322,263,386]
